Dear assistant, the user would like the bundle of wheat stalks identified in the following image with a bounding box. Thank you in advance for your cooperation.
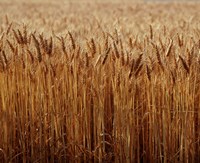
[0,1,200,163]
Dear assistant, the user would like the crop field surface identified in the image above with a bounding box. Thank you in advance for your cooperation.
[0,0,200,162]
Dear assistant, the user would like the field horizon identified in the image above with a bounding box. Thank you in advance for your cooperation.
[0,1,200,162]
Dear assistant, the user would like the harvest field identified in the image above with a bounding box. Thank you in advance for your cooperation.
[0,0,200,162]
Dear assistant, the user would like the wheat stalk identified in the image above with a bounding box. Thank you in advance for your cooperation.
[90,38,96,57]
[134,53,143,71]
[6,40,15,53]
[113,42,120,58]
[165,39,173,57]
[68,31,76,50]
[179,55,190,73]
[6,23,12,35]
[155,45,164,71]
[149,25,153,40]
[146,65,151,81]
[32,34,42,62]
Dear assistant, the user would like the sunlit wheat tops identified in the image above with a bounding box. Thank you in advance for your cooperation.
[0,1,200,163]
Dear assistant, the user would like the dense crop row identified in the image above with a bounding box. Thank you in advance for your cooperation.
[0,1,200,162]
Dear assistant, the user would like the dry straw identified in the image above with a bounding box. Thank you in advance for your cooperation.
[0,2,200,163]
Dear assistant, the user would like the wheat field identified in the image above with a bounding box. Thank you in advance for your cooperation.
[0,0,200,162]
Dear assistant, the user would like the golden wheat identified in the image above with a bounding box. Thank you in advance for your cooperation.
[0,1,199,163]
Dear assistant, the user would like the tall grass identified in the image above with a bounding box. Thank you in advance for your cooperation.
[0,1,200,163]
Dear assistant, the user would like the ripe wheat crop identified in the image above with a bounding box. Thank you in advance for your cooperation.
[0,1,199,162]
